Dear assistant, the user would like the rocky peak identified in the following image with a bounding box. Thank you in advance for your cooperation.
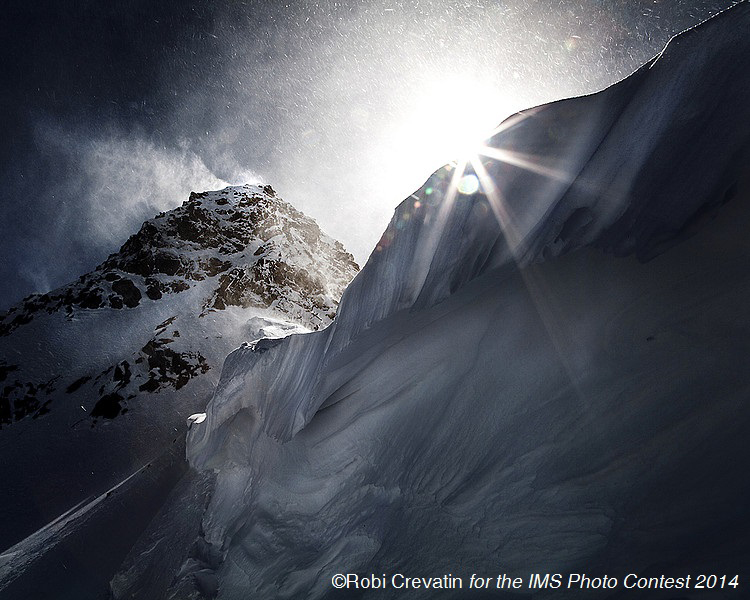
[0,184,359,336]
[1,184,358,428]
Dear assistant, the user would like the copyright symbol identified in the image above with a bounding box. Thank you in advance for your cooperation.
[332,574,347,589]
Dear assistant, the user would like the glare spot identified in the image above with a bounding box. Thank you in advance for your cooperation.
[564,36,581,51]
[457,174,480,195]
[188,412,207,426]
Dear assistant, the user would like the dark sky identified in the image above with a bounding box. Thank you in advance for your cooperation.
[0,0,740,310]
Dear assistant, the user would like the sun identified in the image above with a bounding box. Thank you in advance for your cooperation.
[382,74,568,252]
[400,75,511,168]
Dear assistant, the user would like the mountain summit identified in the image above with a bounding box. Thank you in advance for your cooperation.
[1,184,357,427]
[0,183,357,560]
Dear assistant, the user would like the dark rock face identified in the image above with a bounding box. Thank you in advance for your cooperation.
[1,373,56,427]
[136,337,210,393]
[1,319,213,428]
[202,260,332,324]
[91,393,125,419]
[111,279,142,308]
[65,375,91,394]
[80,329,211,424]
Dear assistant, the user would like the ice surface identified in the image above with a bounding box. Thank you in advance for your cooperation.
[118,4,750,599]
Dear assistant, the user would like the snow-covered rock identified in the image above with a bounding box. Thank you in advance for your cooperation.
[113,3,750,599]
[0,184,357,572]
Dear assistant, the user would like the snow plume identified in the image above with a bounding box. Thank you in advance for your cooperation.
[34,122,230,243]
[1,123,232,308]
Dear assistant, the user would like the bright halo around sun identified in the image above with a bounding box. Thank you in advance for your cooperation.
[399,75,509,169]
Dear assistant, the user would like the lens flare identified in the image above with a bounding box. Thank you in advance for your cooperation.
[457,173,479,195]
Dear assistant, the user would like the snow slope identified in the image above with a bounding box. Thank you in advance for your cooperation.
[0,184,357,584]
[113,3,750,599]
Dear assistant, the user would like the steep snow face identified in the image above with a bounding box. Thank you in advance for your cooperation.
[0,184,357,556]
[122,4,750,599]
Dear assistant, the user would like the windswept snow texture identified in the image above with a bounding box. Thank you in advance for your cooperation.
[114,4,750,599]
[0,184,357,587]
